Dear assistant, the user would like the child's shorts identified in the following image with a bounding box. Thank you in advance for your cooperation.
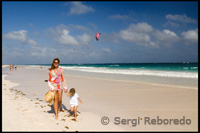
[70,103,78,107]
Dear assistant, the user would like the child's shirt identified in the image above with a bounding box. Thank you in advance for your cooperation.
[70,93,79,105]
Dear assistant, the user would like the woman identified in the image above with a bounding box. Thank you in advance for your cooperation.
[48,58,68,119]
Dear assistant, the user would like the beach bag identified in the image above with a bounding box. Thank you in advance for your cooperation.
[45,91,54,104]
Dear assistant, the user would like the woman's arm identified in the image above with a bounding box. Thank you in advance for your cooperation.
[48,72,54,91]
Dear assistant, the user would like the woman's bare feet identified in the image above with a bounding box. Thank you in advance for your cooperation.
[55,115,58,119]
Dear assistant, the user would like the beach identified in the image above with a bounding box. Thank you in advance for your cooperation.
[2,65,198,131]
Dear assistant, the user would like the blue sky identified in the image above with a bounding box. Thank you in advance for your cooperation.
[2,1,198,64]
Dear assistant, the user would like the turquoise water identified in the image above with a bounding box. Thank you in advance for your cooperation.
[60,63,198,72]
[25,62,198,88]
[26,62,198,78]
[38,62,198,72]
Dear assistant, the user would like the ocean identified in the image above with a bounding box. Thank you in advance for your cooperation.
[25,63,198,89]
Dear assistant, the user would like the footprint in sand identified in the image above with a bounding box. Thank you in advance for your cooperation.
[13,96,19,100]
[39,100,43,102]
[61,119,66,121]
[21,92,26,96]
[47,104,52,107]
[22,109,28,112]
[35,102,40,104]
[65,126,69,129]
[71,118,77,122]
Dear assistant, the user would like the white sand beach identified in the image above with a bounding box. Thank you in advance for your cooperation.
[2,65,198,131]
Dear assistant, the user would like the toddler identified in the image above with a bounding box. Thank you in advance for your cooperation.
[67,88,83,120]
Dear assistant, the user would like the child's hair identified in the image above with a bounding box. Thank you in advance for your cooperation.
[69,88,75,96]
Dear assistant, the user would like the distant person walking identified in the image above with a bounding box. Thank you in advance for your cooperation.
[48,58,68,119]
[12,65,14,70]
[40,64,42,71]
[9,64,12,71]
[15,65,17,70]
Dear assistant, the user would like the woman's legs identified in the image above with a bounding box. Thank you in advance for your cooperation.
[54,90,58,119]
[57,90,63,113]
[53,89,63,119]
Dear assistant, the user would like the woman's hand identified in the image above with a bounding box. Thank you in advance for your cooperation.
[49,87,54,92]
[48,81,54,92]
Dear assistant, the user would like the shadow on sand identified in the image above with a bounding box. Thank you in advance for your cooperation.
[47,104,81,115]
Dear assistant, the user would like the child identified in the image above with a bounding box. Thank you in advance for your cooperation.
[67,88,83,120]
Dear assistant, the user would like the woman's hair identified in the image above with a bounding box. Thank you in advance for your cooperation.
[48,58,60,71]
[69,88,75,96]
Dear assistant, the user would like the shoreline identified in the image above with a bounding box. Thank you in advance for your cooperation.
[2,65,198,131]
[24,65,198,89]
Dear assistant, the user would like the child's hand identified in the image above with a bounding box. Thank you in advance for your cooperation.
[64,89,68,93]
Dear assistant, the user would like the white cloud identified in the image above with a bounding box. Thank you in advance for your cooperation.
[28,39,37,45]
[153,29,179,42]
[102,48,111,53]
[166,14,197,24]
[48,25,79,46]
[181,29,198,43]
[119,23,154,46]
[164,21,180,28]
[120,31,151,43]
[127,23,154,33]
[58,29,79,45]
[87,23,97,30]
[163,29,178,38]
[77,33,91,45]
[30,46,47,57]
[3,30,37,45]
[118,23,182,48]
[152,29,180,47]
[69,2,94,15]
[3,30,27,42]
[69,24,89,32]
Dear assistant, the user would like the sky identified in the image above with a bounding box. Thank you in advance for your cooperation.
[2,1,198,64]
